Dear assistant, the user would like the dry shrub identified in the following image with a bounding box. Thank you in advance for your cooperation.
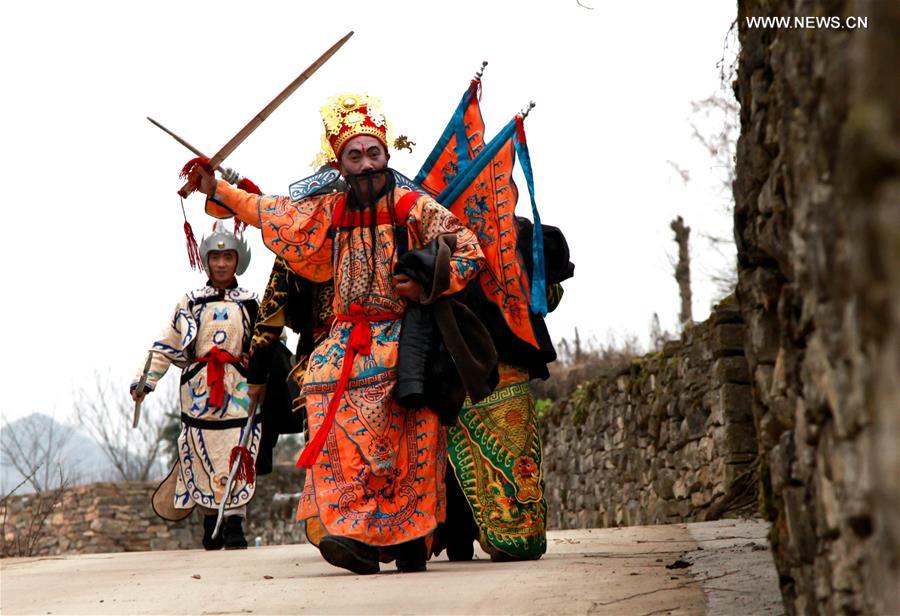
[532,328,643,403]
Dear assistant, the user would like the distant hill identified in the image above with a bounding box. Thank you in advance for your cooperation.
[0,413,161,495]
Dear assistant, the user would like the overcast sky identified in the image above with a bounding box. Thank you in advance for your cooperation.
[2,0,737,423]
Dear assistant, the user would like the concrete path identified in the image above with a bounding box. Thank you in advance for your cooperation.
[1,519,782,615]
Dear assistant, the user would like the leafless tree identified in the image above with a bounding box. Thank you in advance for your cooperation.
[0,413,78,493]
[666,23,739,305]
[649,312,674,352]
[689,93,739,299]
[665,93,739,306]
[670,216,693,328]
[694,23,740,300]
[72,370,174,482]
[0,465,71,558]
[536,329,643,402]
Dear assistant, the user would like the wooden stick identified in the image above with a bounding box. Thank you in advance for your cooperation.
[147,117,227,174]
[178,31,354,197]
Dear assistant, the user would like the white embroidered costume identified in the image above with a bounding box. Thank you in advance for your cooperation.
[133,284,260,511]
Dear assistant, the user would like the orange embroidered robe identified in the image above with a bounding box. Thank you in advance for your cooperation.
[207,180,484,545]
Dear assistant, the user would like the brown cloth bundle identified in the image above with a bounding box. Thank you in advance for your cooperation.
[394,234,498,425]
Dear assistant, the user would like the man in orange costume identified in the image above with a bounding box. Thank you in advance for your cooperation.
[191,93,484,574]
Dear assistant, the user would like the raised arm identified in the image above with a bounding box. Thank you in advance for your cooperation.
[204,179,272,228]
[192,166,337,282]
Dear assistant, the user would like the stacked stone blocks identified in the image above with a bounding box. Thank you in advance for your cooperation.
[540,298,758,531]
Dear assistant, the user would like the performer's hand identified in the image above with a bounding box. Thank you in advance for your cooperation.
[130,388,147,403]
[393,273,424,302]
[190,164,217,197]
[248,384,267,409]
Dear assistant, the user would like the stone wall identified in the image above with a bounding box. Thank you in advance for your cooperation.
[734,1,899,613]
[1,465,307,556]
[540,297,758,530]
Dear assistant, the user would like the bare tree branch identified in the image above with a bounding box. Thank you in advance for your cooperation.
[72,370,174,482]
[0,467,39,508]
[671,216,693,328]
[666,160,691,184]
[1,465,72,558]
[1,414,77,493]
[533,329,644,402]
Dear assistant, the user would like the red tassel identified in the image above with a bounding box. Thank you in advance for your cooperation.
[237,177,262,195]
[515,115,527,146]
[184,221,202,271]
[233,218,247,236]
[179,157,212,198]
[229,446,255,484]
[180,198,202,271]
[179,156,210,180]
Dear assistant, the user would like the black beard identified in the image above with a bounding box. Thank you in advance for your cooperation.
[345,168,394,210]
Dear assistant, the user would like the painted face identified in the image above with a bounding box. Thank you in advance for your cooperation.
[207,250,238,288]
[339,135,389,201]
[339,134,389,175]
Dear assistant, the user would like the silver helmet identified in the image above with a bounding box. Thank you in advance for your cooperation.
[199,221,251,276]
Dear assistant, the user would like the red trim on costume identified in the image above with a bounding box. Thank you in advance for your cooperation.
[196,346,240,408]
[394,191,420,224]
[330,191,420,229]
[295,303,401,468]
[237,177,262,195]
[330,195,347,229]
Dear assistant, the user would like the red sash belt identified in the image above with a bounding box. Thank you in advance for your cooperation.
[197,346,240,408]
[296,302,401,468]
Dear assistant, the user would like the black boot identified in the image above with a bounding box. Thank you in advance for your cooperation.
[447,536,475,562]
[223,515,248,550]
[318,536,380,575]
[202,514,225,551]
[392,538,427,573]
[488,546,515,562]
[445,467,478,561]
[487,545,540,562]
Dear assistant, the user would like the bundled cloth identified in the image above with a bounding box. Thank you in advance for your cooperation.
[393,234,498,425]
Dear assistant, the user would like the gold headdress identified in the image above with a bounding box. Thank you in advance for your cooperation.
[311,92,411,169]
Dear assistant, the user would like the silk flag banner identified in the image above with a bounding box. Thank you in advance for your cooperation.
[413,80,486,197]
[436,117,541,347]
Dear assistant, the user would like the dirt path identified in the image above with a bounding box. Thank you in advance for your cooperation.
[1,519,781,615]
